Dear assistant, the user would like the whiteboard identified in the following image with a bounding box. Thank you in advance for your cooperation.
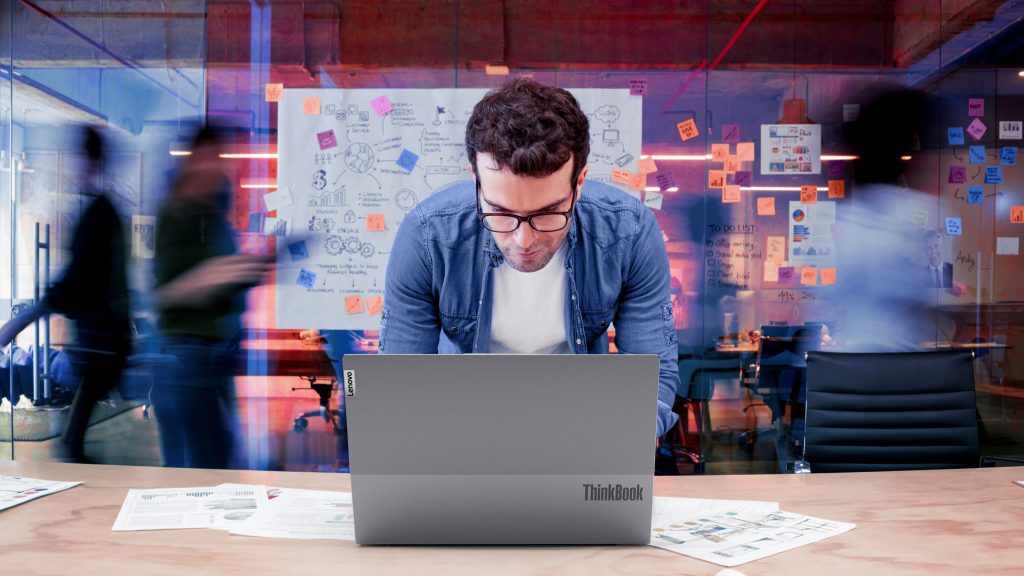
[276,88,641,329]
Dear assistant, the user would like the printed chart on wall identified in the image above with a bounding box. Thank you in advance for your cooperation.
[276,88,641,329]
[760,124,821,175]
[788,201,835,266]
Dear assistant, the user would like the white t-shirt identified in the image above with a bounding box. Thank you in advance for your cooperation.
[490,243,570,354]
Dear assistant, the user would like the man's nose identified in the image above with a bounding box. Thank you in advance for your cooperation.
[512,222,536,248]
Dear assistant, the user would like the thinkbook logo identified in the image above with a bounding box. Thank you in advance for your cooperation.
[343,370,356,398]
[582,483,644,502]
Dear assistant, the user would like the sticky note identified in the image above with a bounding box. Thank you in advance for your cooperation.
[911,210,929,229]
[999,121,1022,140]
[612,168,631,184]
[708,170,725,189]
[820,268,837,285]
[721,124,740,143]
[996,237,1020,256]
[985,166,1003,184]
[948,127,965,146]
[778,266,796,285]
[1001,147,1018,165]
[763,261,779,283]
[302,97,321,115]
[654,171,676,192]
[968,98,985,117]
[370,94,393,116]
[800,185,818,203]
[1012,206,1024,224]
[366,295,384,317]
[735,171,752,187]
[627,171,646,191]
[265,83,283,102]
[757,197,775,216]
[948,165,967,184]
[801,267,818,286]
[396,149,419,172]
[629,79,648,96]
[676,118,699,142]
[288,240,308,262]
[711,143,730,162]
[969,146,986,164]
[366,214,386,231]
[945,217,962,235]
[722,185,741,203]
[317,129,337,150]
[637,157,658,174]
[736,142,755,162]
[345,295,364,314]
[827,180,845,199]
[725,158,741,173]
[247,213,264,233]
[262,187,294,212]
[297,268,316,290]
[967,118,987,141]
[644,191,664,210]
[828,162,845,178]
[967,185,984,205]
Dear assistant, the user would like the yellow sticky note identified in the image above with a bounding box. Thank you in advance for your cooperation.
[628,171,646,191]
[725,157,741,173]
[344,295,364,314]
[612,168,631,184]
[757,197,775,216]
[677,118,699,142]
[711,143,729,162]
[736,142,755,162]
[366,214,386,231]
[637,157,658,174]
[722,185,741,204]
[265,83,283,102]
[801,267,818,286]
[366,295,384,317]
[302,97,321,115]
[800,185,818,203]
[1012,206,1024,224]
[827,180,845,199]
[708,170,726,189]
[820,268,837,285]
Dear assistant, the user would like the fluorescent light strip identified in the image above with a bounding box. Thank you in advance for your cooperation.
[240,183,277,189]
[644,186,679,192]
[741,186,827,192]
[644,154,860,162]
[168,151,279,159]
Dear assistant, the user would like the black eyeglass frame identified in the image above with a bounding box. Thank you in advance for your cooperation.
[474,169,581,233]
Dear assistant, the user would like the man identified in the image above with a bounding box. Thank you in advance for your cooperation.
[923,229,966,296]
[380,78,679,437]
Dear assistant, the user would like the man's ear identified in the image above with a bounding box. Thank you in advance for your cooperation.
[467,163,476,179]
[575,165,589,197]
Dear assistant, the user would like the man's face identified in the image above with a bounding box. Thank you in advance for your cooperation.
[472,153,586,273]
[925,236,942,267]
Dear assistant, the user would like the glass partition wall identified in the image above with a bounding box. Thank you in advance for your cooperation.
[2,1,1022,474]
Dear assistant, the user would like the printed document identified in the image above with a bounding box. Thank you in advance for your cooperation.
[112,484,268,531]
[0,475,82,512]
[230,488,354,540]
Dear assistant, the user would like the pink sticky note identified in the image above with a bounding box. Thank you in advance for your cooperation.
[612,168,631,184]
[627,171,646,191]
[711,143,730,162]
[800,185,818,203]
[820,268,837,285]
[967,118,987,141]
[968,98,984,117]
[317,129,337,150]
[827,180,845,199]
[708,170,725,189]
[736,142,755,162]
[265,83,283,103]
[677,119,699,142]
[371,95,393,116]
[721,124,740,143]
[629,79,648,96]
[778,266,796,285]
[801,267,818,286]
[722,185,741,203]
[302,97,321,115]
[637,157,658,174]
[345,295,365,314]
[948,165,967,184]
[725,157,741,173]
[366,295,384,317]
[1011,206,1024,224]
[366,214,385,231]
[757,197,775,216]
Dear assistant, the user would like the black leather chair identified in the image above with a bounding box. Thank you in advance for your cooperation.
[803,350,979,472]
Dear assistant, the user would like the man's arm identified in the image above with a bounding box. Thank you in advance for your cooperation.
[611,207,679,438]
[379,208,441,354]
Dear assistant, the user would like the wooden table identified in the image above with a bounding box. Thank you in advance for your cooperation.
[1,461,1022,575]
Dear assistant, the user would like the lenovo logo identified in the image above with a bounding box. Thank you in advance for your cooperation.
[343,370,356,398]
[582,483,644,502]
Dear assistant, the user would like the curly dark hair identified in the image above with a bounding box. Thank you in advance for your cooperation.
[465,77,590,184]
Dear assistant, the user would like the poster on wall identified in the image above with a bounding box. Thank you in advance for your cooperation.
[276,88,641,329]
[788,200,835,265]
[760,124,821,175]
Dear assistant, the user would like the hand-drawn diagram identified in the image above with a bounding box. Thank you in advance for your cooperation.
[277,89,640,329]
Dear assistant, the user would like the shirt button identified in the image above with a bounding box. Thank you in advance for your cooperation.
[575,338,582,345]
[571,295,576,301]
[450,326,459,333]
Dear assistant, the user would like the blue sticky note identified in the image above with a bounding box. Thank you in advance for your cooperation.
[985,166,1003,184]
[969,146,986,164]
[297,268,316,290]
[247,213,265,233]
[396,149,419,172]
[945,217,962,236]
[288,240,308,262]
[967,186,984,205]
[1001,147,1018,166]
[948,127,965,146]
[734,170,752,187]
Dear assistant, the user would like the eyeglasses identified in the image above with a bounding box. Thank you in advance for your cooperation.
[475,179,577,233]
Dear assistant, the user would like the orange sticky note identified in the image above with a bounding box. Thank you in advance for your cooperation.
[725,157,741,173]
[366,295,383,317]
[637,157,658,174]
[366,214,386,231]
[677,118,699,142]
[757,197,775,216]
[627,171,646,191]
[800,185,818,203]
[344,295,364,314]
[1012,206,1024,224]
[820,268,837,285]
[612,168,631,184]
[302,97,321,115]
[801,267,818,286]
[708,170,726,189]
[265,83,283,102]
[711,143,729,162]
[827,180,845,199]
[722,185,741,204]
[736,142,755,162]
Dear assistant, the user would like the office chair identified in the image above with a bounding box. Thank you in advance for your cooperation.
[671,354,742,473]
[803,350,979,473]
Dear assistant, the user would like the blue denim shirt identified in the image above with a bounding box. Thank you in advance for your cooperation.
[379,179,679,437]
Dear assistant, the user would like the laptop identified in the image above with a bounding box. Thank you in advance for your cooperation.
[343,354,659,545]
